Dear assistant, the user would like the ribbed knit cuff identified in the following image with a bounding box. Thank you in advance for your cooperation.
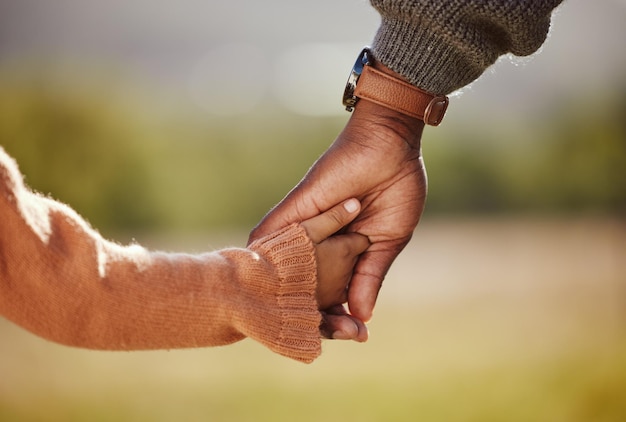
[245,223,321,363]
[371,17,498,95]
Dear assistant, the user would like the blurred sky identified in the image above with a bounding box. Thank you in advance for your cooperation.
[0,0,625,117]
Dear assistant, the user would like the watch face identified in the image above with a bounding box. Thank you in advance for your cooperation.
[343,48,371,111]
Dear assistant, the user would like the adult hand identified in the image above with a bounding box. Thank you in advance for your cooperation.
[249,98,427,336]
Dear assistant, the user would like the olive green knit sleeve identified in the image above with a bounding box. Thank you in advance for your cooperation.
[369,0,564,94]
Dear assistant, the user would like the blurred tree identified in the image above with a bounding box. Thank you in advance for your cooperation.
[424,89,626,217]
[537,90,626,215]
[0,74,163,238]
[2,67,623,238]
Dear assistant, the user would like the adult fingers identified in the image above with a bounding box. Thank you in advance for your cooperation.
[347,246,402,323]
[248,156,338,244]
[300,198,361,244]
[249,188,312,243]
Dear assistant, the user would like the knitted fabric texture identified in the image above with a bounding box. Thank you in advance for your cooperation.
[369,0,564,94]
[0,146,321,363]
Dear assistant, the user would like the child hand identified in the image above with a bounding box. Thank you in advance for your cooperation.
[300,199,370,310]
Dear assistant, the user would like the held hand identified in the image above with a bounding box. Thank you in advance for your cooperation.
[300,198,371,342]
[300,199,370,310]
[250,100,427,328]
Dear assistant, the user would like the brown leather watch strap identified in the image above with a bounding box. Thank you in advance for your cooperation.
[354,65,449,126]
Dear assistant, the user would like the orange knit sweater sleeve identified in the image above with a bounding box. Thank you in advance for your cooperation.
[0,147,321,363]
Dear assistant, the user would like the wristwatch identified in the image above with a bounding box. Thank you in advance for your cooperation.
[342,47,448,126]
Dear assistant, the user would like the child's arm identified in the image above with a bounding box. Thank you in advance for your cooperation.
[0,147,364,363]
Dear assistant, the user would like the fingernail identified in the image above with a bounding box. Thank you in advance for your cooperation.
[343,199,359,213]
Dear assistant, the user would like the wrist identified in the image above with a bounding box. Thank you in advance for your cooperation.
[343,47,448,129]
[350,99,425,151]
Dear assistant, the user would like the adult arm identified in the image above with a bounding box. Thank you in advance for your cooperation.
[250,0,564,329]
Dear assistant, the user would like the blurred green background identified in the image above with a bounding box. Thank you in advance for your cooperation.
[1,0,625,421]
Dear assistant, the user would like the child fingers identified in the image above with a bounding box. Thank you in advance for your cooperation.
[326,232,370,263]
[301,198,361,243]
[320,311,369,342]
[342,232,371,256]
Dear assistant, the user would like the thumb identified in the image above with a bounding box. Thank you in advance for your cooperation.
[300,198,361,243]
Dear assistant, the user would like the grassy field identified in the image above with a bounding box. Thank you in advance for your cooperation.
[1,216,625,421]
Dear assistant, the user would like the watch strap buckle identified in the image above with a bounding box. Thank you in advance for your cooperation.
[424,96,449,126]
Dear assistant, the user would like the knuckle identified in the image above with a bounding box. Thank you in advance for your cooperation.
[327,207,346,228]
